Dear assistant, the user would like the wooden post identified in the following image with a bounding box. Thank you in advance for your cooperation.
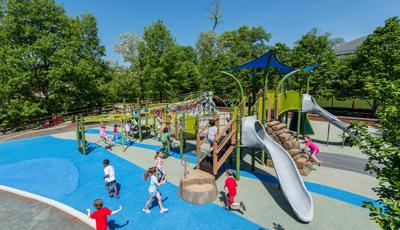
[213,141,218,175]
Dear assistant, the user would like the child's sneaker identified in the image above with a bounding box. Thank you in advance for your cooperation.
[142,208,150,214]
[109,193,114,198]
[116,194,119,199]
[240,201,246,211]
[160,208,168,213]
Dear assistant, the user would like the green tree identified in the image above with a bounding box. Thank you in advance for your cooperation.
[289,28,340,97]
[196,26,271,97]
[348,17,400,229]
[136,20,176,99]
[0,0,108,128]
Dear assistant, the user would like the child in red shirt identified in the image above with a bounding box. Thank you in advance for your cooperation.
[224,169,246,211]
[87,199,122,230]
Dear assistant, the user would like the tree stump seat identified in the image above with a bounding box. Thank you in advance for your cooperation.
[179,169,217,204]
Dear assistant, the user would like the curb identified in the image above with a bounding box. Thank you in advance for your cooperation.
[0,185,95,229]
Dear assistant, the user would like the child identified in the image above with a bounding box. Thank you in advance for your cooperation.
[160,127,171,157]
[156,111,163,138]
[154,151,166,182]
[87,199,122,230]
[124,120,131,139]
[142,167,168,214]
[99,122,111,143]
[207,119,218,154]
[224,169,246,211]
[103,159,119,199]
[303,135,322,166]
[112,124,118,140]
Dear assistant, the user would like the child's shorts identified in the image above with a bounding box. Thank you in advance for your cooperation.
[105,180,117,187]
[149,190,158,197]
[227,190,237,205]
[310,149,320,155]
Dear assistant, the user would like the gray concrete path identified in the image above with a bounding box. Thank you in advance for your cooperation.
[0,190,92,230]
[318,152,372,176]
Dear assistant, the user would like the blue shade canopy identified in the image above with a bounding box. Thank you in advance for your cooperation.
[232,50,294,74]
[302,63,321,72]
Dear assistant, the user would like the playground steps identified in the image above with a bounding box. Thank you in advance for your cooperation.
[265,120,313,176]
[199,134,234,175]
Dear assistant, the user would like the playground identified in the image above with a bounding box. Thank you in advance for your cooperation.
[0,51,381,230]
[2,1,399,228]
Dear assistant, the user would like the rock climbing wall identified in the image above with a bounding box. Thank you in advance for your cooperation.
[265,120,313,176]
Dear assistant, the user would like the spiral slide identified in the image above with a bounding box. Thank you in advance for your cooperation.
[241,116,313,222]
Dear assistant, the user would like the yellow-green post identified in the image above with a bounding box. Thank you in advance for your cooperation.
[234,106,240,180]
[163,105,167,126]
[75,115,80,151]
[121,117,126,151]
[153,116,157,138]
[120,119,124,152]
[137,98,142,142]
[179,113,185,159]
[81,118,87,155]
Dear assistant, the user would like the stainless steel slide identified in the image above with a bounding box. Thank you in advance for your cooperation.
[301,94,349,132]
[241,116,313,222]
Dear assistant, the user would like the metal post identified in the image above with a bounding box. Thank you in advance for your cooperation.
[341,131,345,148]
[326,122,331,146]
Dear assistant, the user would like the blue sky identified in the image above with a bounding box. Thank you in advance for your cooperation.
[56,0,400,64]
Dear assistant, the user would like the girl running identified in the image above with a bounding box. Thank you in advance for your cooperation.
[142,167,168,214]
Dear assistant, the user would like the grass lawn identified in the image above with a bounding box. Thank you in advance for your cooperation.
[315,98,373,110]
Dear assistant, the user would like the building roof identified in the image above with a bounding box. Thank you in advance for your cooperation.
[333,36,366,56]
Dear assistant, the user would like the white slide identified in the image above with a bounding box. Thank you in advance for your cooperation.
[302,94,349,132]
[241,116,313,222]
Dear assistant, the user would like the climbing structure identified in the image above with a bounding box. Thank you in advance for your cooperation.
[265,120,313,176]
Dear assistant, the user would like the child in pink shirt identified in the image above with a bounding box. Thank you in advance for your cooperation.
[154,151,166,181]
[303,135,322,166]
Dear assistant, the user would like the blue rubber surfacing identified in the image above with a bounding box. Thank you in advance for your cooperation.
[85,129,377,207]
[0,136,265,230]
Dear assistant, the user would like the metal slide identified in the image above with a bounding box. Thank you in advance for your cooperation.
[301,94,349,132]
[241,116,313,222]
